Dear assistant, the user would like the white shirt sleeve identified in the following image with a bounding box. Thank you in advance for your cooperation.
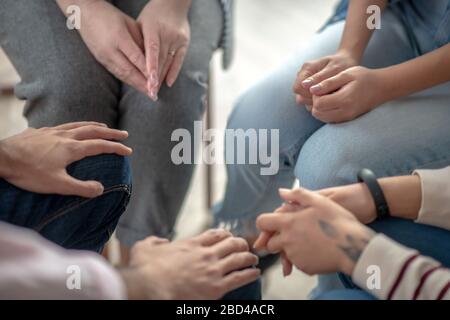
[414,166,450,230]
[0,222,126,300]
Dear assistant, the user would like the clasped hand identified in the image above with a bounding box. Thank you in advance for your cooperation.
[293,51,389,123]
[70,0,190,101]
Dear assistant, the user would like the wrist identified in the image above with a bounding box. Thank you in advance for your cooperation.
[358,182,378,223]
[374,68,400,103]
[56,0,102,15]
[338,224,375,275]
[151,0,192,16]
[336,48,363,65]
[378,175,422,220]
[119,267,152,300]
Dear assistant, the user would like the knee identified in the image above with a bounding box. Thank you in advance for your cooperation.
[294,128,366,189]
[67,154,132,192]
[23,59,118,127]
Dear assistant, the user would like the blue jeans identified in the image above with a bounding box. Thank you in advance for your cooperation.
[214,8,450,296]
[0,154,132,252]
[0,153,261,299]
[223,278,262,300]
[317,289,377,300]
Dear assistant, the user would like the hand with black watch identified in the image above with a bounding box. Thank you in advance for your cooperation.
[318,169,422,224]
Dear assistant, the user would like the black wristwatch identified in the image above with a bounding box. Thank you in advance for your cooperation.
[357,168,391,220]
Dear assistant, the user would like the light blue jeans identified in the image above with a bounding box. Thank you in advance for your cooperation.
[214,8,450,297]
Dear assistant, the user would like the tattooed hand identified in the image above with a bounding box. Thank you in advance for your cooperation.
[255,188,375,276]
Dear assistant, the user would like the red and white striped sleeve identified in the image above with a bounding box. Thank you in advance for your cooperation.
[352,234,450,300]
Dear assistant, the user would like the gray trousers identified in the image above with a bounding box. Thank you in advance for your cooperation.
[0,0,223,246]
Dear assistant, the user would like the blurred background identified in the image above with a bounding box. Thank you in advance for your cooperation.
[0,0,338,299]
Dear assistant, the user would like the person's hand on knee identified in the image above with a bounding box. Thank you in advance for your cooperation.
[56,0,148,94]
[121,229,260,300]
[308,66,389,123]
[0,122,132,198]
[293,51,359,110]
[255,188,374,276]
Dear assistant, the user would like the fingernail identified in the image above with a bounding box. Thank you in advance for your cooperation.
[310,84,322,94]
[150,71,158,86]
[302,78,313,88]
[279,188,291,193]
[95,184,104,196]
[150,89,158,101]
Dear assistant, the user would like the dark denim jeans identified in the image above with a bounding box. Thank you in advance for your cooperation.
[318,217,450,300]
[0,153,261,299]
[0,154,132,252]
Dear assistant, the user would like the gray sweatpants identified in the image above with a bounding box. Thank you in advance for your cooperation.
[0,0,223,246]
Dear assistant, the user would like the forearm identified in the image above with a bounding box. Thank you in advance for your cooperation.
[0,140,11,179]
[55,0,101,14]
[378,175,422,220]
[151,0,193,17]
[119,266,164,300]
[381,44,450,101]
[119,268,149,300]
[338,0,388,61]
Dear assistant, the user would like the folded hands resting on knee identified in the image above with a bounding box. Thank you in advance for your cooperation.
[56,0,191,100]
[292,0,450,124]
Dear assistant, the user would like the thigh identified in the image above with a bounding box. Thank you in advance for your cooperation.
[0,155,132,251]
[116,0,224,146]
[226,22,350,168]
[316,289,377,300]
[116,0,224,125]
[0,0,120,127]
[295,8,440,189]
[297,83,450,189]
[113,0,225,243]
[229,6,416,168]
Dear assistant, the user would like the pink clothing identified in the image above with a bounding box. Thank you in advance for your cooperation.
[0,222,125,299]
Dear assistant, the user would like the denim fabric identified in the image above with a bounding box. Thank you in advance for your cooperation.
[223,278,262,300]
[326,0,450,55]
[0,0,223,247]
[316,289,377,300]
[214,6,450,298]
[0,154,132,253]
